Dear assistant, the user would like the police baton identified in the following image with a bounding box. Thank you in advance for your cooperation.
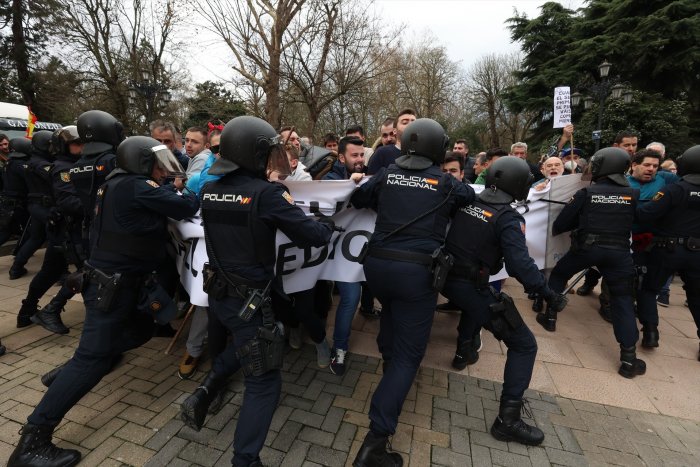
[12,217,31,256]
[562,268,590,295]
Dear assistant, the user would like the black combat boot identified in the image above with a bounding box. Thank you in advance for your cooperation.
[535,307,557,332]
[598,303,613,323]
[490,399,544,446]
[618,345,646,379]
[31,301,69,335]
[576,282,596,296]
[641,323,659,348]
[452,338,479,370]
[17,300,38,328]
[352,431,403,467]
[7,423,81,467]
[41,363,67,388]
[9,264,28,280]
[531,295,544,313]
[180,371,226,431]
[0,338,6,356]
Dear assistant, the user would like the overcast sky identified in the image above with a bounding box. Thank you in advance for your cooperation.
[183,0,585,86]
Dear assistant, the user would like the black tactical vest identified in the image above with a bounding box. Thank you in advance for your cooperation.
[69,151,116,220]
[655,180,700,238]
[3,157,30,199]
[578,183,636,239]
[200,176,276,271]
[374,165,453,243]
[90,176,164,266]
[446,200,508,272]
[24,156,53,199]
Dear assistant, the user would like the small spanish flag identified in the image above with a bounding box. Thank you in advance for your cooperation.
[26,106,38,138]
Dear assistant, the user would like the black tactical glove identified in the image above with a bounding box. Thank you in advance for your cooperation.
[544,288,568,313]
[318,216,345,232]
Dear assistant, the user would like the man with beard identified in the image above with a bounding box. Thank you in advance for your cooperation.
[323,136,365,374]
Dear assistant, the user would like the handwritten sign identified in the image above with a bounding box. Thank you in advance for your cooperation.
[553,86,571,128]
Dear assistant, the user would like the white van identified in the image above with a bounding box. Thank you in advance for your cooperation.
[0,102,63,139]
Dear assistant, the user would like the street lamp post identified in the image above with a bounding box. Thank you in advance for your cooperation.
[128,69,171,127]
[571,60,633,152]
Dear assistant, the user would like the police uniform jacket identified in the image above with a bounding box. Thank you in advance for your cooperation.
[2,152,30,200]
[553,178,638,247]
[89,174,199,274]
[70,150,117,221]
[351,159,474,254]
[636,178,700,239]
[200,168,333,283]
[24,153,54,202]
[445,199,547,294]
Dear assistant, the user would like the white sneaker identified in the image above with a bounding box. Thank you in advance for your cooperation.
[330,348,347,376]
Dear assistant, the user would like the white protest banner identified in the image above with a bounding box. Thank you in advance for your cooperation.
[168,217,209,306]
[553,86,572,129]
[170,177,589,302]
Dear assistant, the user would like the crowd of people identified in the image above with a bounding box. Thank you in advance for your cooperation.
[0,107,699,467]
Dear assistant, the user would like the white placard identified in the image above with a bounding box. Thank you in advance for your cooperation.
[553,86,572,128]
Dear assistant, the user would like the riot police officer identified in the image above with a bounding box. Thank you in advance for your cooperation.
[179,116,334,467]
[9,132,53,282]
[15,131,55,326]
[70,110,123,237]
[349,118,474,467]
[7,136,198,467]
[540,147,645,378]
[636,145,700,360]
[0,138,32,255]
[27,126,85,334]
[442,157,566,445]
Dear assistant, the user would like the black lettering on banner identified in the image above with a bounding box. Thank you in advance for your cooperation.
[189,237,199,277]
[276,242,297,275]
[302,245,327,268]
[327,232,343,260]
[341,230,371,263]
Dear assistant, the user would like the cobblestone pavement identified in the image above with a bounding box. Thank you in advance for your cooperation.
[1,253,700,466]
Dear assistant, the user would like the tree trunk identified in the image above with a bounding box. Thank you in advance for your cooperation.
[11,0,38,115]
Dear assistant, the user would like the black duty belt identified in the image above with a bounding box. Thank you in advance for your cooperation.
[27,194,53,207]
[450,261,490,285]
[368,248,433,266]
[83,262,147,288]
[653,236,687,246]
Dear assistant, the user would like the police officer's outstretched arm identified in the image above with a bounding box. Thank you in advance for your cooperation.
[136,180,199,221]
[261,183,333,247]
[349,167,385,211]
[552,189,586,236]
[635,185,676,223]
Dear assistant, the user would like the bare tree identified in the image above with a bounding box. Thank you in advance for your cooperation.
[196,0,311,128]
[465,52,536,149]
[282,0,391,136]
[45,0,182,130]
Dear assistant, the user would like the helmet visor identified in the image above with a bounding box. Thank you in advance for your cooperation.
[153,145,185,177]
[266,144,292,181]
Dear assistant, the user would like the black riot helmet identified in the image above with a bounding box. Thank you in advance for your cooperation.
[400,118,449,164]
[9,137,32,158]
[588,147,630,186]
[111,136,184,183]
[77,110,125,157]
[677,145,700,184]
[50,125,81,159]
[31,130,54,160]
[480,156,534,204]
[210,116,283,178]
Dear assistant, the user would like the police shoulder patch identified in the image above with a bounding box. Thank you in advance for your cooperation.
[60,171,70,182]
[652,191,664,201]
[146,180,159,188]
[43,165,51,172]
[282,191,294,205]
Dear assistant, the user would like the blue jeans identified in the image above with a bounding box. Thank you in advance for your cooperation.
[333,281,361,351]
